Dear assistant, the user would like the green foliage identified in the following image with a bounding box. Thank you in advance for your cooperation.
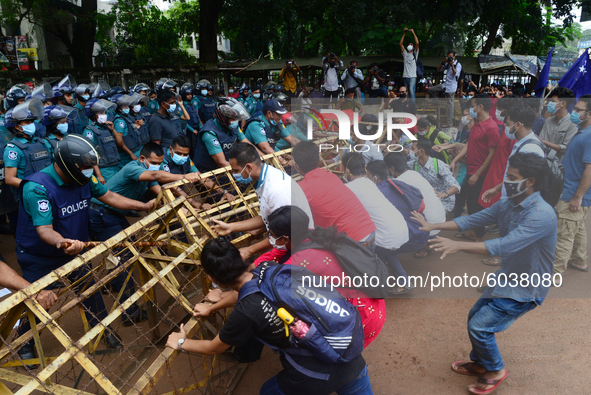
[96,0,197,66]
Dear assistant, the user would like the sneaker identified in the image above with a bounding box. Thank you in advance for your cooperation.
[103,330,123,349]
[17,344,38,369]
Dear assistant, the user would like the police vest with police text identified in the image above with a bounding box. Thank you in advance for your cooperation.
[244,116,281,150]
[16,171,91,257]
[193,119,238,173]
[198,96,215,122]
[86,125,120,168]
[8,139,52,200]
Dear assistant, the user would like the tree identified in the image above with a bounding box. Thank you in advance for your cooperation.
[97,0,196,67]
[0,0,98,67]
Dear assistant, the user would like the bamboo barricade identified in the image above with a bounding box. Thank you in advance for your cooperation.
[0,137,350,394]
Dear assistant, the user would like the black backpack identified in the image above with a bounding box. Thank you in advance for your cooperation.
[515,138,564,207]
[292,234,390,299]
[413,52,425,79]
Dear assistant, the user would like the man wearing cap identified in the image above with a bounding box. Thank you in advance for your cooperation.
[15,134,155,365]
[242,100,293,157]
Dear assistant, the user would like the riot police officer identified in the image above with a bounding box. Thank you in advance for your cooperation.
[73,84,92,134]
[131,83,153,122]
[197,83,216,123]
[243,100,292,160]
[28,83,53,106]
[82,99,121,183]
[40,105,77,156]
[3,99,51,234]
[16,134,155,364]
[113,93,150,167]
[192,97,253,173]
[53,74,77,107]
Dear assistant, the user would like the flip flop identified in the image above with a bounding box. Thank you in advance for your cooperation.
[455,232,477,242]
[414,247,433,259]
[482,257,502,266]
[468,371,509,394]
[451,361,484,376]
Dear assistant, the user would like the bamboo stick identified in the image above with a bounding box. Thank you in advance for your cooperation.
[55,241,168,249]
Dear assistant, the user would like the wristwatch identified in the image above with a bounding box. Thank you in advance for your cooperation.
[177,337,187,353]
[445,191,449,198]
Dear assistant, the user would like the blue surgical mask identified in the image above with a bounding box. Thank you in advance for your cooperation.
[232,164,253,184]
[270,119,277,126]
[81,168,94,178]
[388,86,393,91]
[122,108,130,114]
[56,123,69,135]
[171,152,189,165]
[571,111,583,125]
[469,107,478,119]
[21,123,36,136]
[253,93,261,99]
[142,160,160,171]
[229,89,234,93]
[504,125,516,140]
[546,102,558,115]
[167,103,177,114]
[81,94,90,101]
[201,90,208,96]
[504,178,530,199]
[229,120,239,129]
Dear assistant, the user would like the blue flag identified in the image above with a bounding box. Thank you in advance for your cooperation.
[535,47,553,98]
[558,49,591,99]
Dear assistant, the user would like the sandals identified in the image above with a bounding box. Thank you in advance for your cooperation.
[568,261,589,272]
[455,232,477,242]
[414,247,433,259]
[482,256,502,266]
[451,361,484,376]
[468,371,509,394]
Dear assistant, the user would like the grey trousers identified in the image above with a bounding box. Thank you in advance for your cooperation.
[428,84,455,126]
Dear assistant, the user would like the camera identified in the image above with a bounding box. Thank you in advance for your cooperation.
[404,28,409,32]
[287,61,294,65]
[329,53,336,60]
[447,56,454,62]
[349,65,355,72]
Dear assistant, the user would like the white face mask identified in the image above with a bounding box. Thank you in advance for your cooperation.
[407,45,413,52]
[496,109,505,122]
[269,234,288,251]
[97,114,107,124]
[133,104,141,113]
[417,129,427,136]
[460,115,469,125]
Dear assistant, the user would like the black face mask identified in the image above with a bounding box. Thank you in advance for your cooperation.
[399,93,407,98]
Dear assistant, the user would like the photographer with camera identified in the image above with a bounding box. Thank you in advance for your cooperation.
[322,53,343,101]
[341,60,364,99]
[278,59,300,98]
[400,27,419,101]
[428,51,462,127]
[364,62,387,98]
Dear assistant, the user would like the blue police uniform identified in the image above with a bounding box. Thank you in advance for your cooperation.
[193,118,245,173]
[139,105,152,124]
[0,116,18,216]
[183,100,201,131]
[4,136,52,201]
[74,103,90,134]
[197,96,215,123]
[83,124,121,182]
[114,113,150,166]
[33,120,46,139]
[16,167,110,338]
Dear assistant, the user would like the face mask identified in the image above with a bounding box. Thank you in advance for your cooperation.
[314,89,319,92]
[81,168,94,178]
[269,234,287,251]
[407,45,413,52]
[504,178,530,199]
[399,93,407,98]
[229,89,234,93]
[122,108,130,115]
[495,109,504,122]
[56,123,69,135]
[20,123,36,136]
[413,150,421,158]
[469,107,478,119]
[460,115,469,125]
[229,120,239,129]
[81,94,90,101]
[504,124,517,140]
[201,90,208,96]
[133,104,141,113]
[166,103,177,114]
[388,86,393,91]
[171,152,189,165]
[462,95,466,99]
[232,164,253,184]
[270,119,277,125]
[97,114,107,124]
[417,129,427,136]
[253,93,261,99]
[142,160,160,171]
[546,102,558,115]
[571,111,584,125]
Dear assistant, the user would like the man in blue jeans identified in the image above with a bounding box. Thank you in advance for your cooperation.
[399,27,419,101]
[411,152,556,395]
[166,238,374,395]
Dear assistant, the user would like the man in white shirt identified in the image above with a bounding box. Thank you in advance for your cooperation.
[212,143,313,259]
[322,53,343,101]
[343,153,411,294]
[384,151,446,236]
[341,60,364,99]
[399,28,420,101]
[428,51,462,127]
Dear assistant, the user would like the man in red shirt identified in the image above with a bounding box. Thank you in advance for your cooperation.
[449,94,498,241]
[292,141,376,246]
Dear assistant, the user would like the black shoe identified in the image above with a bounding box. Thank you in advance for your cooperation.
[17,345,38,369]
[128,210,141,218]
[121,308,148,327]
[103,330,123,349]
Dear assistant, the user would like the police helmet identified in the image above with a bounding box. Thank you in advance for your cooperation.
[180,83,194,101]
[92,81,111,99]
[54,134,101,186]
[28,83,53,102]
[4,99,44,127]
[85,98,116,117]
[112,94,135,108]
[41,105,78,126]
[132,83,151,95]
[108,86,126,97]
[5,84,31,110]
[214,97,250,129]
[155,78,178,94]
[53,74,77,97]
